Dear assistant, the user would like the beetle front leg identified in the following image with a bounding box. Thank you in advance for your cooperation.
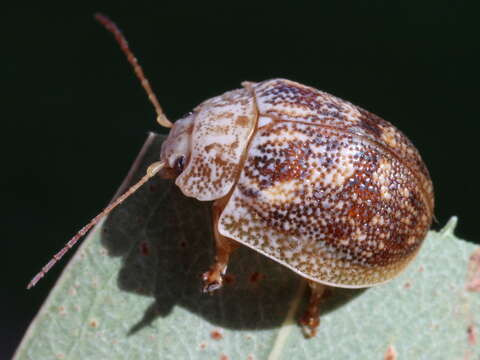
[202,200,239,293]
[299,281,326,338]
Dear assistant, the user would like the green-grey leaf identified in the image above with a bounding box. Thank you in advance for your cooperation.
[15,134,480,360]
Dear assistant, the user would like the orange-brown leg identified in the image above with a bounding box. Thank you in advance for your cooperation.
[299,281,326,338]
[202,200,239,293]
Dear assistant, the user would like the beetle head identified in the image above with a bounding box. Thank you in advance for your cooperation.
[160,113,194,177]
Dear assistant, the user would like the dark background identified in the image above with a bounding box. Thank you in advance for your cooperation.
[3,2,479,358]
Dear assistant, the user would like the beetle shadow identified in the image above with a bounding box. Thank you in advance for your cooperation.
[101,134,365,335]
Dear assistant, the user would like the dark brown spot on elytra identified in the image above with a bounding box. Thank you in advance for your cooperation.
[251,141,311,189]
[238,184,259,198]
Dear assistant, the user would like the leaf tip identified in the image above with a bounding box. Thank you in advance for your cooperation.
[440,216,458,237]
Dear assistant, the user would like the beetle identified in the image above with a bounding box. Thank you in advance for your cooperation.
[28,14,434,337]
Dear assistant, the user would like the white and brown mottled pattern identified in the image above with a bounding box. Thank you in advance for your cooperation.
[216,79,434,287]
[162,78,434,288]
[174,88,257,201]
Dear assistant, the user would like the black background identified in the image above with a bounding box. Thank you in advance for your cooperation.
[3,2,479,358]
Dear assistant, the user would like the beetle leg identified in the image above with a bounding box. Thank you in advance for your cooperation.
[202,200,239,293]
[299,281,326,338]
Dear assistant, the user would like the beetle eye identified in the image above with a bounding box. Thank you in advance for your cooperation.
[173,155,186,175]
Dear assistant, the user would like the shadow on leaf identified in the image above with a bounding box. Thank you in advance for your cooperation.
[101,134,364,335]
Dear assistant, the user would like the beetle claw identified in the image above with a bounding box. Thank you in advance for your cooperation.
[202,280,222,293]
[201,268,224,293]
[300,312,320,338]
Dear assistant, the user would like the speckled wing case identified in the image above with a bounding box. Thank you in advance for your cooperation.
[219,79,434,288]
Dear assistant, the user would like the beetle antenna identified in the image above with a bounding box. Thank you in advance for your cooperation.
[27,161,166,289]
[94,13,173,129]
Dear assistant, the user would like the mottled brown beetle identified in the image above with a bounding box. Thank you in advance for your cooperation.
[28,14,434,337]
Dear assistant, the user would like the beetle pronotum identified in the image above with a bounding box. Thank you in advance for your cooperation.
[29,14,434,337]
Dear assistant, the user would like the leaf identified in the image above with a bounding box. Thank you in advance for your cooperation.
[15,133,479,360]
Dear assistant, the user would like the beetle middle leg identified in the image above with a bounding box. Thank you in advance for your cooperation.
[299,281,326,338]
[202,199,239,293]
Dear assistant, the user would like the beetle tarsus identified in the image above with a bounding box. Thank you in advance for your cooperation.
[300,314,320,338]
[202,281,222,293]
[202,200,240,294]
[201,267,225,293]
[299,281,326,338]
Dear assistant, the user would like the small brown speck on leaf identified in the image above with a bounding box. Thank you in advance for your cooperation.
[58,306,66,315]
[418,265,425,272]
[199,343,207,350]
[211,330,223,340]
[56,353,65,359]
[247,355,254,360]
[467,324,477,345]
[140,241,150,256]
[466,249,480,292]
[220,354,229,360]
[89,319,99,328]
[384,345,397,360]
[249,272,263,284]
[224,274,235,285]
[404,281,411,289]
